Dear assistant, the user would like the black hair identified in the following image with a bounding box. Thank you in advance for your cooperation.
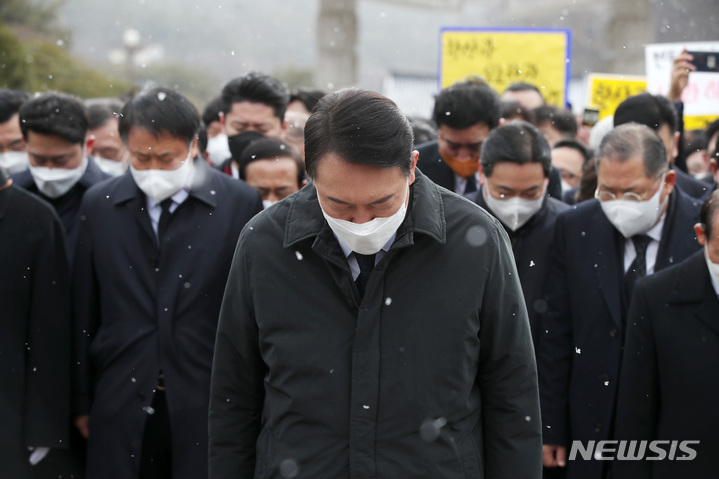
[684,130,706,154]
[700,190,719,239]
[221,71,290,122]
[534,105,578,137]
[202,96,224,126]
[118,87,200,144]
[238,136,305,187]
[228,131,265,162]
[408,117,437,146]
[197,123,208,154]
[304,88,414,179]
[553,138,592,165]
[500,99,535,123]
[19,91,89,144]
[597,123,667,178]
[86,98,124,130]
[614,92,678,134]
[289,88,326,113]
[705,119,719,158]
[0,89,30,124]
[432,80,501,130]
[505,82,542,94]
[480,120,551,177]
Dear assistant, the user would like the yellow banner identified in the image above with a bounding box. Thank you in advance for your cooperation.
[440,28,570,107]
[587,74,647,120]
[685,115,719,131]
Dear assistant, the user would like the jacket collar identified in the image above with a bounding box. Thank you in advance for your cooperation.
[284,168,447,249]
[666,250,719,338]
[667,249,712,304]
[111,158,218,208]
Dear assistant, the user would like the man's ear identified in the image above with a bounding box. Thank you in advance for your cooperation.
[662,169,677,198]
[409,150,419,185]
[711,158,718,184]
[84,135,95,155]
[219,111,226,128]
[478,163,486,185]
[190,136,199,159]
[695,222,707,246]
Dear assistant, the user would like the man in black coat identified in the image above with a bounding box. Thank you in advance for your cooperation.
[537,124,702,479]
[466,121,568,344]
[614,92,712,201]
[72,88,262,479]
[613,189,719,479]
[216,72,289,178]
[416,80,563,200]
[11,92,110,261]
[209,89,542,478]
[0,170,79,477]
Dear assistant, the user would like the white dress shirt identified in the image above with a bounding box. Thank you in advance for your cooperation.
[453,172,479,195]
[145,168,195,240]
[334,233,397,281]
[623,213,665,275]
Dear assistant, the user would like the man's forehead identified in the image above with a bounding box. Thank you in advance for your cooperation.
[438,123,490,140]
[0,114,22,134]
[598,155,650,181]
[228,101,279,120]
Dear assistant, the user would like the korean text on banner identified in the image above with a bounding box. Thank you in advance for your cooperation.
[439,28,571,108]
[587,74,647,120]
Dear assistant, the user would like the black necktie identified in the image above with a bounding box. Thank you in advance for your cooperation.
[355,253,376,297]
[464,176,477,194]
[624,235,651,300]
[157,198,174,245]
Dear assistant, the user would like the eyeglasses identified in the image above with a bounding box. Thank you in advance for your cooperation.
[439,136,483,156]
[594,173,665,202]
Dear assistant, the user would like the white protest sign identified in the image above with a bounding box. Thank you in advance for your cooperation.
[645,41,719,129]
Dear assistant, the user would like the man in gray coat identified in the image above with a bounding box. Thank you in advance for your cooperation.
[210,88,542,478]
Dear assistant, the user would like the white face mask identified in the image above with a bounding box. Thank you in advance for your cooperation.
[205,133,231,166]
[600,174,667,238]
[0,151,29,176]
[130,152,193,203]
[94,154,128,177]
[704,245,719,287]
[483,185,545,231]
[560,179,573,194]
[262,199,276,209]
[28,153,88,199]
[319,183,409,255]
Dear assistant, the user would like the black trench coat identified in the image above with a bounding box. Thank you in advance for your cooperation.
[73,160,262,478]
[210,169,542,479]
[0,185,72,478]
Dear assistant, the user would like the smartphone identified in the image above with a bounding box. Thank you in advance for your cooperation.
[687,51,719,73]
[582,107,600,127]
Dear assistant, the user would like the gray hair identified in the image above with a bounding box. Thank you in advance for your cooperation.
[596,123,667,178]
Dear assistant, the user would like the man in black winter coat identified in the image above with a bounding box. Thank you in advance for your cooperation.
[466,121,568,345]
[0,170,80,477]
[72,87,262,479]
[11,92,110,262]
[210,88,542,479]
[614,189,719,479]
